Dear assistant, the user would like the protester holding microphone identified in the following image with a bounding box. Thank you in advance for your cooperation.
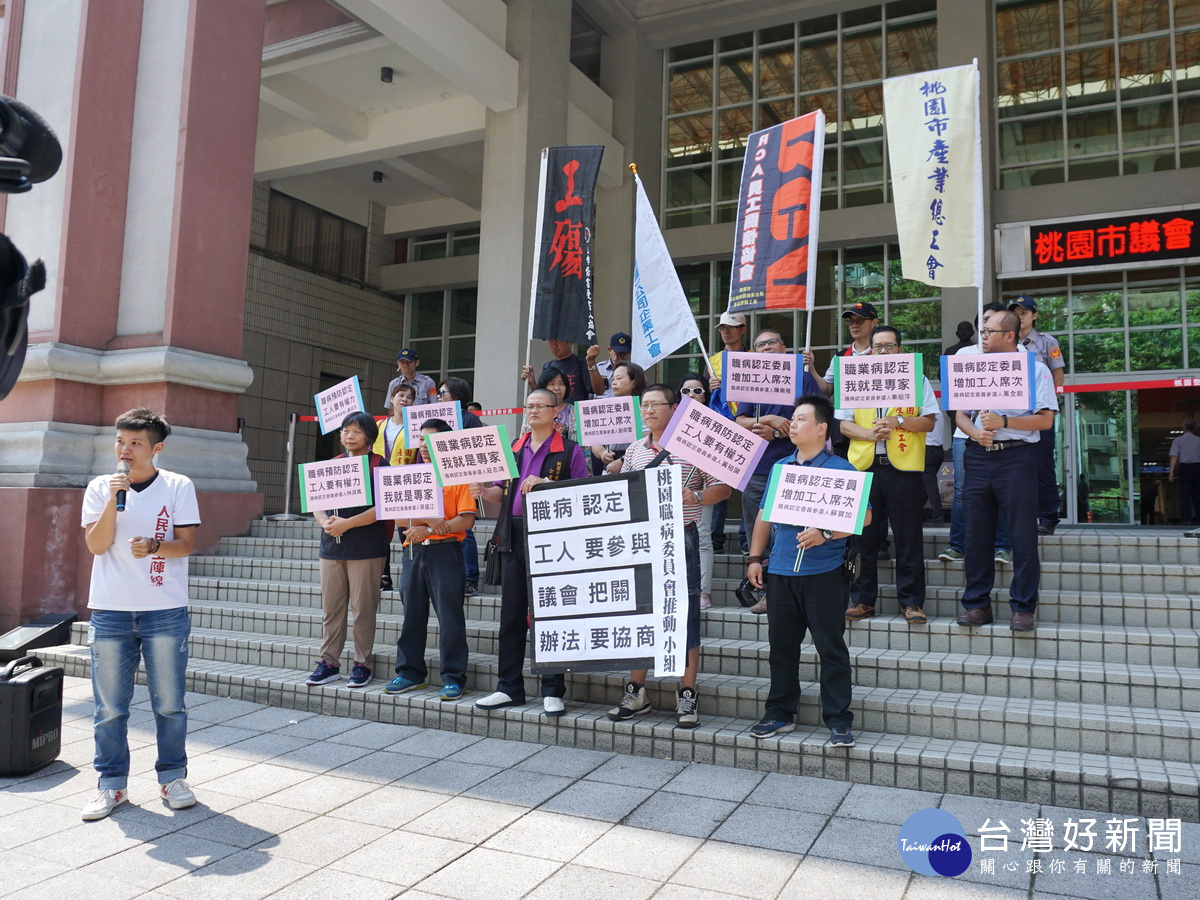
[80,408,201,821]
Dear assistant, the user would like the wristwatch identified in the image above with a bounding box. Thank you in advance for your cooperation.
[896,415,905,428]
[821,529,834,540]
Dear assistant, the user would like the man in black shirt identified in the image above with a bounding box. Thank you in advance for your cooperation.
[521,339,603,403]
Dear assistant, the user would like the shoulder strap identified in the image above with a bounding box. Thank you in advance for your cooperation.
[647,448,672,468]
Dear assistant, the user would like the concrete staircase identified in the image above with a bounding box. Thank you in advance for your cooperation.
[40,519,1200,818]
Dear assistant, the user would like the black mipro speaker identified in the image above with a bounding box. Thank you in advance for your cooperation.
[0,655,63,776]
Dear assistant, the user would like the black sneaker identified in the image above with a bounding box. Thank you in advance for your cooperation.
[829,726,856,748]
[675,686,700,728]
[347,662,371,688]
[607,681,652,721]
[464,581,478,595]
[380,573,393,591]
[305,660,340,686]
[750,717,795,739]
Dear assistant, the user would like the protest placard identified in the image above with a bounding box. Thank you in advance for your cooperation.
[314,375,365,434]
[833,353,923,409]
[527,467,685,677]
[424,425,518,487]
[298,455,371,513]
[762,463,872,536]
[373,463,444,521]
[721,350,802,405]
[402,400,463,448]
[573,396,643,446]
[656,395,766,492]
[939,351,1034,411]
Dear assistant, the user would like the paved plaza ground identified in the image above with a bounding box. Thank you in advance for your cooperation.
[0,676,1196,900]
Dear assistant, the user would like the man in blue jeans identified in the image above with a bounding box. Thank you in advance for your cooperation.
[80,408,201,821]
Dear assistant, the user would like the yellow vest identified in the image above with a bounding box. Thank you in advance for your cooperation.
[373,428,419,466]
[847,406,926,472]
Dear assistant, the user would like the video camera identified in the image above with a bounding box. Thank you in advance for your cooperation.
[0,94,61,401]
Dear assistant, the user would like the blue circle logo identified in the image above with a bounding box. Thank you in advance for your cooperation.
[898,808,972,877]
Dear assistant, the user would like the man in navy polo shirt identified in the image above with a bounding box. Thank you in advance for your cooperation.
[734,328,819,613]
[745,394,867,748]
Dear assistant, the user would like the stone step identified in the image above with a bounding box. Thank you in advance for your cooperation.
[35,641,1200,818]
[193,551,1198,597]
[242,518,1200,565]
[89,606,1200,715]
[186,570,1198,634]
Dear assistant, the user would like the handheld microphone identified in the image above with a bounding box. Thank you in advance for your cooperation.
[115,462,130,512]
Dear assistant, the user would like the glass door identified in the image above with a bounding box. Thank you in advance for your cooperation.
[1069,390,1134,524]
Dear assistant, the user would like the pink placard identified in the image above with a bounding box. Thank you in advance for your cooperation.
[939,351,1034,411]
[298,455,371,513]
[373,464,444,520]
[402,401,463,448]
[721,350,802,406]
[574,396,642,445]
[657,396,767,492]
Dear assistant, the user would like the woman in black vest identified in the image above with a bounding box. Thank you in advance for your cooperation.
[470,388,589,716]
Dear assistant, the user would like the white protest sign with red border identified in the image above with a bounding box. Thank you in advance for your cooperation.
[657,396,766,492]
[298,455,371,513]
[373,463,444,521]
[939,350,1034,411]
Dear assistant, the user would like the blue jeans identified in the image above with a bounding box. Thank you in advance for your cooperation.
[462,528,479,584]
[88,607,190,790]
[950,437,1011,553]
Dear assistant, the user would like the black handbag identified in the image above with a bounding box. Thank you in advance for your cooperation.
[482,535,501,586]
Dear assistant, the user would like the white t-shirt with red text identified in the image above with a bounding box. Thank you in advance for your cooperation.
[81,468,201,611]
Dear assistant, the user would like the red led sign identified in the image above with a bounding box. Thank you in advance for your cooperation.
[1028,209,1200,271]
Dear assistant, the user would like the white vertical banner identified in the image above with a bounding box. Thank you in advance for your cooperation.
[883,62,982,287]
[631,172,706,369]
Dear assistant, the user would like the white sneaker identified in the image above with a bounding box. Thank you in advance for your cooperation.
[161,778,196,810]
[81,788,127,821]
[474,691,519,710]
[543,697,566,717]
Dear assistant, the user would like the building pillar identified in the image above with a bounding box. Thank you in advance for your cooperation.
[0,0,265,629]
[474,0,572,407]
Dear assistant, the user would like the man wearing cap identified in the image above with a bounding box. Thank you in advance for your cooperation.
[708,311,748,403]
[385,348,438,410]
[596,332,633,398]
[521,339,603,403]
[1009,296,1065,535]
[835,325,940,624]
[810,302,878,403]
[955,311,1057,632]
